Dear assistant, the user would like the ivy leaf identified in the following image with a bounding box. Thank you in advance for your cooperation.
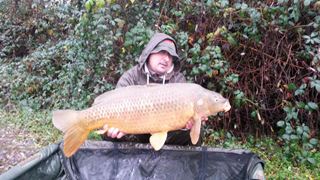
[314,38,320,44]
[227,35,238,46]
[294,83,306,96]
[96,0,105,8]
[278,0,287,3]
[303,125,310,132]
[307,158,316,164]
[307,102,319,110]
[290,134,298,140]
[287,83,296,91]
[285,125,293,134]
[282,134,290,140]
[234,90,245,107]
[251,110,257,118]
[277,121,285,127]
[304,0,311,7]
[309,138,318,145]
[311,32,318,38]
[310,79,320,92]
[296,101,305,109]
[85,0,94,11]
[302,132,309,139]
[296,126,303,135]
[226,73,239,84]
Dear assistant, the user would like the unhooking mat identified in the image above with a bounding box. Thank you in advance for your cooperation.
[0,140,264,180]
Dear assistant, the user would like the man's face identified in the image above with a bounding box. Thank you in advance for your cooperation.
[147,50,173,75]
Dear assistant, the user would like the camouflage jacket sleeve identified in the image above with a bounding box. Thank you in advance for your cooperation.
[116,68,136,88]
[172,72,187,83]
[116,65,187,88]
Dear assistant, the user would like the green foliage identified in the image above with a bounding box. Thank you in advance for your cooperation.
[309,76,320,92]
[0,109,62,146]
[205,130,320,179]
[88,131,103,140]
[303,32,320,45]
[294,83,307,96]
[124,19,155,59]
[0,2,77,59]
[1,0,166,109]
[234,90,246,108]
[277,104,318,166]
[1,0,319,170]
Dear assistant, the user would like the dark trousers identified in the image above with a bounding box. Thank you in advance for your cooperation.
[103,130,203,146]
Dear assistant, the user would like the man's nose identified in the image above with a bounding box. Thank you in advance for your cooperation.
[163,55,170,62]
[161,53,170,61]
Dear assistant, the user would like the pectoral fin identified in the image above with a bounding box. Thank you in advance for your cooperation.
[190,118,201,145]
[149,132,167,151]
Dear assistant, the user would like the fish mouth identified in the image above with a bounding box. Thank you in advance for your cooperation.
[223,101,231,112]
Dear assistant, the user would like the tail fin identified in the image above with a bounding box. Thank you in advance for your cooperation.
[52,110,79,133]
[63,125,90,157]
[52,110,89,157]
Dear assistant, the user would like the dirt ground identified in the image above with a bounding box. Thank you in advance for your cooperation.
[0,124,40,174]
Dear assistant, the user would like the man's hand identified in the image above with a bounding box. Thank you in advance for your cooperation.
[103,116,208,136]
[102,124,126,139]
[184,116,209,130]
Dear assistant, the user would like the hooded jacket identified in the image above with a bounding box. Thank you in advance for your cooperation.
[116,33,186,88]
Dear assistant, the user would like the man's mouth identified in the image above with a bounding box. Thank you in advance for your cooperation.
[159,63,168,68]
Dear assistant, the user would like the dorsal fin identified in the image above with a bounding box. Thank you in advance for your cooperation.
[92,89,117,106]
[92,85,159,106]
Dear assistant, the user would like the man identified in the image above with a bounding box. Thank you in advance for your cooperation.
[104,33,207,146]
[116,33,186,87]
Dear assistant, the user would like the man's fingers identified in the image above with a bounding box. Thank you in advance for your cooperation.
[185,120,193,129]
[108,127,118,138]
[107,127,125,139]
[117,132,125,139]
[201,117,208,121]
[111,128,119,138]
[200,116,208,125]
[107,127,114,137]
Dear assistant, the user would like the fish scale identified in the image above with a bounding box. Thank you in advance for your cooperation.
[84,91,192,133]
[53,83,231,157]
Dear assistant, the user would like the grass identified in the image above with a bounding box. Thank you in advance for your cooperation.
[205,130,320,179]
[1,109,319,179]
[0,108,62,147]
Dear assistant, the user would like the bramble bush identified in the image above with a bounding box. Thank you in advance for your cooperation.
[1,0,319,167]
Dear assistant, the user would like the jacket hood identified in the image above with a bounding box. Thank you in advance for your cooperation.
[138,33,181,72]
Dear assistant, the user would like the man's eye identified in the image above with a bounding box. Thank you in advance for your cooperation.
[160,51,167,54]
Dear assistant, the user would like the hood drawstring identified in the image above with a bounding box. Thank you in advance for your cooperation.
[162,75,166,84]
[145,64,150,85]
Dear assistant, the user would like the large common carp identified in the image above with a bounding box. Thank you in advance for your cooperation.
[53,83,231,157]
